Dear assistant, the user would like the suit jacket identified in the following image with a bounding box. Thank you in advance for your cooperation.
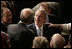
[27,23,37,36]
[7,22,35,48]
[27,23,62,42]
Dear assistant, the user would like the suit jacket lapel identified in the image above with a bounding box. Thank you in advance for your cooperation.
[33,23,37,36]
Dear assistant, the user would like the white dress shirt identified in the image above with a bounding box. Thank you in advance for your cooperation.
[35,24,43,36]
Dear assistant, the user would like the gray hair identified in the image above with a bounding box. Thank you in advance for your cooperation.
[51,33,65,48]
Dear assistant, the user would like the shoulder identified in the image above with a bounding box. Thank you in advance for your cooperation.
[27,23,34,28]
[8,24,17,28]
[7,24,18,32]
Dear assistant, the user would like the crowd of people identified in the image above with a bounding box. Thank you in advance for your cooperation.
[1,1,71,48]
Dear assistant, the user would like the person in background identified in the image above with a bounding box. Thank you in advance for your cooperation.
[1,1,7,7]
[32,2,64,24]
[50,33,65,48]
[5,1,17,24]
[1,7,12,33]
[1,31,11,48]
[32,36,49,48]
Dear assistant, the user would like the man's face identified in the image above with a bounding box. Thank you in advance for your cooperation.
[2,10,12,24]
[35,10,45,27]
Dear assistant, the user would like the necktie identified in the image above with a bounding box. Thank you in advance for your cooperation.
[38,28,41,36]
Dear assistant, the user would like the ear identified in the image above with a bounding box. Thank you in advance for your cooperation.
[50,39,53,48]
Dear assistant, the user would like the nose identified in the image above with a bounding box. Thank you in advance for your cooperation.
[35,16,38,20]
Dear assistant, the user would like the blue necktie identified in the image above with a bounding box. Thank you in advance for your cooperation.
[38,28,41,36]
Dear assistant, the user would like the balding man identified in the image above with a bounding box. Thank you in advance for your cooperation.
[50,33,65,48]
[7,8,35,48]
[20,8,34,25]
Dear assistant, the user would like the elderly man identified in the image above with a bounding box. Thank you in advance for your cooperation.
[19,8,34,25]
[1,7,12,33]
[50,33,65,48]
[28,9,48,36]
[7,8,35,48]
[32,36,49,48]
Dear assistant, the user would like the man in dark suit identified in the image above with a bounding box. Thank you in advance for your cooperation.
[7,8,35,48]
[28,9,49,36]
[28,9,61,42]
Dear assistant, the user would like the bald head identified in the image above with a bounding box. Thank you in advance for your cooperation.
[50,33,65,48]
[20,8,34,24]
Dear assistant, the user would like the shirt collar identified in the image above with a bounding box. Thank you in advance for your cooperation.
[35,24,43,31]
